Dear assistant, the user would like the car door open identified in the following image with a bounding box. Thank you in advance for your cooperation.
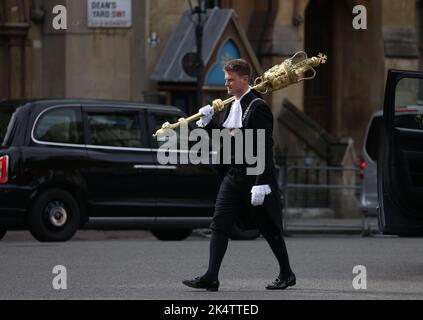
[379,70,423,235]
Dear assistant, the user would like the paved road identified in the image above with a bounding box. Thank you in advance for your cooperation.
[1,230,423,300]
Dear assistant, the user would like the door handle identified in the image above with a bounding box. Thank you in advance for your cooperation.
[133,165,156,170]
[134,165,177,170]
[156,165,177,170]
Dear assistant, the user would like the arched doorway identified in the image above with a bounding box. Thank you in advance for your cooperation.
[304,0,333,134]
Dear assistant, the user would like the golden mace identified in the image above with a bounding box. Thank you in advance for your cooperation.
[153,51,327,139]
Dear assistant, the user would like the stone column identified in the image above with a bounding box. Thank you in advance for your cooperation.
[0,0,30,99]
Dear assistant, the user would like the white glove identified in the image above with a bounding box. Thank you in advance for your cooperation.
[251,185,272,207]
[196,105,214,127]
[200,104,214,117]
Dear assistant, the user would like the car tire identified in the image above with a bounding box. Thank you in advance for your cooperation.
[28,189,80,242]
[0,228,6,240]
[229,223,260,240]
[152,229,192,241]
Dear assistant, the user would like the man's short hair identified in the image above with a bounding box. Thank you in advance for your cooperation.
[224,59,252,79]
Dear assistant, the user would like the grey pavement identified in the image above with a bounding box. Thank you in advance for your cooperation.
[1,225,423,300]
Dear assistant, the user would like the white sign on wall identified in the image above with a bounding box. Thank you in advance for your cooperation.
[88,0,132,28]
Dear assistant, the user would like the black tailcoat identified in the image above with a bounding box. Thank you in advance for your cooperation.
[203,90,283,233]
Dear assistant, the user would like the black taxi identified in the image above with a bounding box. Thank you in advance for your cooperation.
[0,99,240,241]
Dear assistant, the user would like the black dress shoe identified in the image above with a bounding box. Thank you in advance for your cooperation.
[265,272,296,290]
[182,276,219,292]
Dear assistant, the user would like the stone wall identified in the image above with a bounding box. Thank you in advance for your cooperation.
[1,0,420,159]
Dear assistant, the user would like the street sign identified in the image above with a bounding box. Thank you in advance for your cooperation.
[88,0,132,28]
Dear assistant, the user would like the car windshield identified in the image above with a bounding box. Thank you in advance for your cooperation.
[0,106,17,146]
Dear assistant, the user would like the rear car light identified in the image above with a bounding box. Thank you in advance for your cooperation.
[360,159,366,180]
[0,155,9,184]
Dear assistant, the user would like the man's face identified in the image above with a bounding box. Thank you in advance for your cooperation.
[224,70,249,98]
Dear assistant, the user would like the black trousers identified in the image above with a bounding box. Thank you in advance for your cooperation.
[203,169,292,281]
[210,169,281,238]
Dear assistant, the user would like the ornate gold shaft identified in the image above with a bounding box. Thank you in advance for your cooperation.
[153,52,327,139]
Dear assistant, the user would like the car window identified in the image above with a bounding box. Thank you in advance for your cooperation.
[395,78,423,108]
[34,107,83,144]
[394,77,423,131]
[88,112,143,148]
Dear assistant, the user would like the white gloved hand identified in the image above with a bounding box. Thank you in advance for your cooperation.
[200,105,214,117]
[196,104,214,127]
[251,185,272,207]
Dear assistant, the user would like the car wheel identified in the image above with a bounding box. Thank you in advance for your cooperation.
[0,228,6,240]
[229,223,260,240]
[152,229,192,241]
[28,189,80,242]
